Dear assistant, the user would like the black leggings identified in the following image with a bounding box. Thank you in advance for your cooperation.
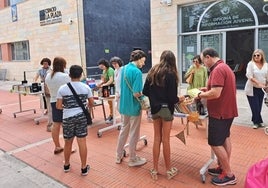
[42,94,47,109]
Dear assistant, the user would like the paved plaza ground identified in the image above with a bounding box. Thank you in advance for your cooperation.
[0,80,267,187]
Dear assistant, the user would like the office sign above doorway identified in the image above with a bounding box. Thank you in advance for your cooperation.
[39,7,62,26]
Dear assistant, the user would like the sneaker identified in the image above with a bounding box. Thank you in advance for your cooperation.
[128,156,147,167]
[81,165,90,176]
[105,115,113,124]
[166,167,178,180]
[253,124,258,129]
[63,164,70,172]
[258,123,265,127]
[115,155,124,164]
[208,166,223,176]
[211,172,237,186]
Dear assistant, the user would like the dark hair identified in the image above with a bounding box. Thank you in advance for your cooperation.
[129,50,147,61]
[69,65,83,79]
[202,48,219,58]
[193,55,202,64]
[40,58,51,66]
[51,57,67,78]
[147,50,178,87]
[110,56,123,67]
[98,58,110,68]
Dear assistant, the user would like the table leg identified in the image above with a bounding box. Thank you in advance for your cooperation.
[13,93,36,118]
[97,98,121,137]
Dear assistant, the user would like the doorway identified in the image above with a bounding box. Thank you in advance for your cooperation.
[226,30,254,89]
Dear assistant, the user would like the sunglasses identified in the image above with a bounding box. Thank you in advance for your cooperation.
[254,54,260,57]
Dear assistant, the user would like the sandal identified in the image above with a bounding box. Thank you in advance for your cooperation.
[167,167,178,180]
[150,169,158,180]
[54,147,64,154]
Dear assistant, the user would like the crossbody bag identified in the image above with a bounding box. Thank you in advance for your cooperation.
[67,83,92,125]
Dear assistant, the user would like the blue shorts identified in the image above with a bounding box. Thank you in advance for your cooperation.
[62,112,88,139]
[51,102,63,123]
[208,117,233,146]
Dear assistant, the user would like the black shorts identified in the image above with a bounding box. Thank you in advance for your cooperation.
[208,117,233,146]
[51,102,63,123]
[62,112,88,140]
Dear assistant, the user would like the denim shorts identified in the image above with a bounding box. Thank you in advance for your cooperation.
[151,106,173,121]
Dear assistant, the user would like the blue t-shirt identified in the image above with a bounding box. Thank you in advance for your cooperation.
[119,63,143,116]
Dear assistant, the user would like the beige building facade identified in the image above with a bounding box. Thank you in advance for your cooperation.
[0,0,85,81]
[151,0,268,88]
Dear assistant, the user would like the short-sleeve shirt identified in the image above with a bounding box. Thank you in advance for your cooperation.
[45,72,71,103]
[102,67,114,84]
[185,65,208,90]
[207,60,238,119]
[37,67,51,82]
[57,81,93,119]
[119,63,143,116]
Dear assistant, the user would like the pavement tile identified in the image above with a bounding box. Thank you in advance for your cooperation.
[0,81,268,187]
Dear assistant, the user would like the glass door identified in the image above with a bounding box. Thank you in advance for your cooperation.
[198,33,226,61]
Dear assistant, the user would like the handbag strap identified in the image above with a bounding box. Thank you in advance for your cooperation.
[67,83,88,116]
[123,66,134,93]
[123,66,142,102]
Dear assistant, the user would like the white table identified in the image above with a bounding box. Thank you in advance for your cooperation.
[97,95,122,137]
[12,84,38,118]
[11,84,48,124]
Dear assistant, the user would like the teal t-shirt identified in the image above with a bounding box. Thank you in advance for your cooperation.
[119,63,143,116]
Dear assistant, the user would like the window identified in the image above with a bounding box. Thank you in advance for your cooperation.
[181,2,212,33]
[10,0,25,5]
[10,41,30,61]
[200,0,255,31]
[259,29,268,56]
[181,35,197,72]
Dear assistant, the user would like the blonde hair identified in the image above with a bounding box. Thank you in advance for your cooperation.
[251,49,267,64]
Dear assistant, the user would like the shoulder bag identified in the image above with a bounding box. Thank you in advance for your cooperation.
[67,83,92,125]
[186,73,194,84]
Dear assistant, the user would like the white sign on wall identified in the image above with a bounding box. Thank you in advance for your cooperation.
[39,7,62,26]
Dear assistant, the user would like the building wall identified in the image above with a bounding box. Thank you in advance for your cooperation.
[150,0,213,66]
[0,0,85,81]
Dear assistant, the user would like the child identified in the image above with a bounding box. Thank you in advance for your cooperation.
[56,65,94,176]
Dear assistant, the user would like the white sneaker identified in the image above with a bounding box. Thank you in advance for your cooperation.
[253,124,258,129]
[105,115,113,124]
[128,156,147,167]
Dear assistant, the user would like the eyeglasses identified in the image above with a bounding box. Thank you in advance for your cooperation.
[254,54,260,57]
[192,60,198,63]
